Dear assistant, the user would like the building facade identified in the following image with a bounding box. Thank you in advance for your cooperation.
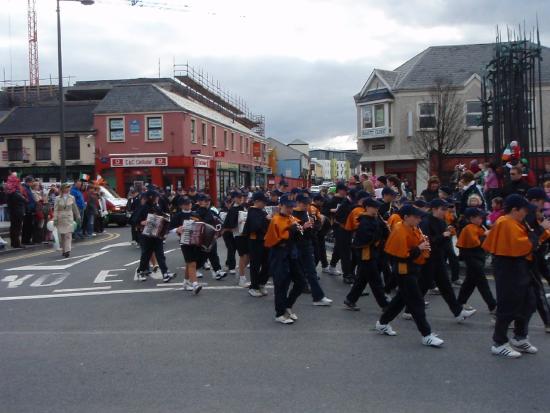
[354,43,550,191]
[267,137,310,187]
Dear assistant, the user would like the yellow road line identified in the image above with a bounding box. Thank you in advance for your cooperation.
[0,232,120,264]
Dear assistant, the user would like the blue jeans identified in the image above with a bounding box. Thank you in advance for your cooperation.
[74,207,84,238]
[85,211,95,236]
[297,240,325,301]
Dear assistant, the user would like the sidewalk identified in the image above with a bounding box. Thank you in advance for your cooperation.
[0,231,111,256]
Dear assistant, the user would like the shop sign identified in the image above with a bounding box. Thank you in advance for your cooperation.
[252,142,261,157]
[110,157,168,168]
[129,120,140,134]
[268,179,275,185]
[254,166,263,172]
[194,158,210,168]
[239,164,252,172]
[218,162,239,171]
[191,149,201,155]
[214,151,225,157]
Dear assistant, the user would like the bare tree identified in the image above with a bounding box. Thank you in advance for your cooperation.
[412,78,471,177]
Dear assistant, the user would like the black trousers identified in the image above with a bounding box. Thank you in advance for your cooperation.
[314,230,329,268]
[346,251,388,308]
[333,226,352,278]
[457,251,496,311]
[420,254,462,317]
[532,266,550,327]
[249,238,269,289]
[9,213,23,248]
[492,256,536,345]
[22,212,34,244]
[380,265,432,337]
[222,231,237,270]
[206,241,222,272]
[131,225,140,242]
[137,235,168,274]
[445,243,460,282]
[270,246,305,317]
[380,251,396,293]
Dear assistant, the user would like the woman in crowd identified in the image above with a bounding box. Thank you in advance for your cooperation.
[54,183,81,258]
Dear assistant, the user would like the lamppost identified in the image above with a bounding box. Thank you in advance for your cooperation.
[57,0,94,183]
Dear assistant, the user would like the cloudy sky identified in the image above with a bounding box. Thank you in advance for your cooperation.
[1,0,549,149]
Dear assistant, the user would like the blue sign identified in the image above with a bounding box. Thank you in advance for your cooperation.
[129,120,140,134]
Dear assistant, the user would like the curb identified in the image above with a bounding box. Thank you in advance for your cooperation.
[0,233,112,257]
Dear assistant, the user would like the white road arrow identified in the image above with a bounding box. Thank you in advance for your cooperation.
[6,251,110,271]
[101,242,132,251]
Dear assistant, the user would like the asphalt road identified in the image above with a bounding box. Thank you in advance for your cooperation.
[0,227,549,413]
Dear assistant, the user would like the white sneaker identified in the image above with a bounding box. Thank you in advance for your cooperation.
[313,297,333,306]
[401,312,413,320]
[422,334,444,347]
[214,270,227,280]
[375,321,397,336]
[321,266,330,274]
[248,289,263,297]
[456,308,477,323]
[192,283,202,295]
[510,337,538,354]
[285,308,298,321]
[197,272,204,279]
[229,269,237,275]
[275,315,294,324]
[428,288,441,295]
[259,285,268,296]
[238,276,250,288]
[328,266,341,276]
[204,262,211,270]
[181,279,194,291]
[491,343,522,358]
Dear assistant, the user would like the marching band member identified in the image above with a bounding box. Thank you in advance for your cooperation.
[222,191,250,287]
[378,188,398,293]
[312,194,331,271]
[266,190,282,207]
[324,183,348,276]
[456,208,496,314]
[344,197,390,311]
[195,194,227,281]
[264,195,306,324]
[171,197,203,295]
[483,194,538,358]
[133,190,175,283]
[333,184,355,284]
[293,194,333,306]
[376,205,444,348]
[243,192,271,297]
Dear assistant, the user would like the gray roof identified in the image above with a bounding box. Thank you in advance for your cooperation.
[288,138,309,145]
[93,84,182,114]
[267,137,308,160]
[355,88,394,104]
[372,43,550,92]
[0,102,96,135]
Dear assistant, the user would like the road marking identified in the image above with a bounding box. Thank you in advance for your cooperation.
[94,269,126,284]
[1,274,35,288]
[0,288,173,301]
[6,251,109,271]
[53,286,112,293]
[101,241,132,250]
[156,284,274,290]
[0,232,119,265]
[124,260,141,267]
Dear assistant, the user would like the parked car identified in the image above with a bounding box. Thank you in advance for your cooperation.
[99,186,128,227]
[310,185,321,194]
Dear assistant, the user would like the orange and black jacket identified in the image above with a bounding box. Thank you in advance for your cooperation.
[344,206,365,232]
[353,214,389,261]
[482,215,534,259]
[264,213,300,249]
[387,213,402,231]
[384,221,429,271]
[457,223,485,258]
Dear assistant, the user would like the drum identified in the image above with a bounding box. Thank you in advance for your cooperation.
[180,220,220,252]
[142,213,170,238]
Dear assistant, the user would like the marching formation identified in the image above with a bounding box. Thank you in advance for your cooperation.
[120,171,550,359]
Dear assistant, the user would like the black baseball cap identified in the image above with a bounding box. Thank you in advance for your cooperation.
[526,187,550,201]
[464,207,484,219]
[296,194,311,204]
[336,183,348,192]
[429,199,449,209]
[252,191,269,203]
[382,187,397,197]
[230,190,244,199]
[504,194,530,209]
[363,198,382,208]
[177,196,192,206]
[399,204,425,217]
[413,199,428,208]
[279,195,296,207]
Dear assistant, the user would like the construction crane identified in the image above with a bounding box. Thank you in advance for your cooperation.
[27,0,39,86]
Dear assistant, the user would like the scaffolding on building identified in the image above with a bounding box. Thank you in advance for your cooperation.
[173,63,265,136]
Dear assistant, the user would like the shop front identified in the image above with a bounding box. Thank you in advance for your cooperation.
[0,165,95,183]
[216,161,238,202]
[239,164,252,188]
[253,166,270,188]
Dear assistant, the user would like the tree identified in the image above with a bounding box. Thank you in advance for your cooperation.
[412,78,471,177]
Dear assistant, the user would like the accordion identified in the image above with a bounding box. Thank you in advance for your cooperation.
[219,211,228,224]
[264,206,279,217]
[234,210,248,236]
[180,220,220,252]
[142,213,170,238]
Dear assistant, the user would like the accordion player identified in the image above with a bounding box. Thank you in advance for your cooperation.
[180,220,220,252]
[141,213,170,239]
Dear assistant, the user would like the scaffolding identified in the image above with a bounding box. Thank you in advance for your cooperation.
[173,63,265,136]
[0,75,74,106]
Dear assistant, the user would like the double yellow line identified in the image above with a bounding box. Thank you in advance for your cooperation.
[0,232,120,265]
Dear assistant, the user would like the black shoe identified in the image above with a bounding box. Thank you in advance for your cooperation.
[343,300,360,311]
[343,276,354,285]
[163,272,176,283]
[361,291,370,296]
[302,286,312,294]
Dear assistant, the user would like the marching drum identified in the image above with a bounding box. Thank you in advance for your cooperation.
[180,220,220,252]
[142,213,170,238]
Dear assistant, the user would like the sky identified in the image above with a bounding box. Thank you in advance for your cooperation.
[1,0,550,149]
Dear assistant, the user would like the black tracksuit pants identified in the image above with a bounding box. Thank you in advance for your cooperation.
[420,254,463,317]
[270,245,305,317]
[222,231,237,271]
[333,226,353,278]
[138,235,168,275]
[249,238,269,290]
[207,241,222,272]
[380,264,431,337]
[9,213,23,248]
[492,256,536,346]
[346,250,388,308]
[457,250,496,311]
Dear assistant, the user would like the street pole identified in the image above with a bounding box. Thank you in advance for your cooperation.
[56,0,66,183]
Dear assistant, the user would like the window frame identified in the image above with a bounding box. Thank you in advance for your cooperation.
[418,102,437,130]
[65,136,80,161]
[202,122,207,146]
[211,125,217,147]
[7,138,23,161]
[240,135,244,154]
[108,117,125,142]
[224,130,228,150]
[35,137,51,161]
[231,132,236,151]
[465,100,482,129]
[190,118,197,143]
[145,115,164,142]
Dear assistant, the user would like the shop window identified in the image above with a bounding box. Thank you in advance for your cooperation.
[466,101,482,128]
[419,103,437,129]
[108,117,124,142]
[202,122,207,145]
[65,136,80,160]
[146,116,163,141]
[191,119,196,143]
[7,138,23,161]
[35,137,51,160]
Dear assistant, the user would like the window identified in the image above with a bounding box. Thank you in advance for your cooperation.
[362,106,373,129]
[466,101,482,128]
[191,119,197,143]
[202,123,207,145]
[224,131,228,150]
[246,137,249,154]
[108,118,124,142]
[419,103,436,129]
[146,116,163,141]
[262,143,267,162]
[374,104,385,128]
[211,125,216,147]
[7,139,22,161]
[35,137,51,160]
[240,135,244,153]
[231,133,235,151]
[65,136,80,160]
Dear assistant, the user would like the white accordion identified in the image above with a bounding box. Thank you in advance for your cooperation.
[142,213,169,238]
[234,210,248,236]
[264,206,279,217]
[179,220,220,252]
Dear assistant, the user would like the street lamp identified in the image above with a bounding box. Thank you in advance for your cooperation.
[57,0,95,183]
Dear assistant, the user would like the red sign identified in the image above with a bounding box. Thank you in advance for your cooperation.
[214,151,225,158]
[194,158,210,168]
[110,157,168,168]
[252,142,261,157]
